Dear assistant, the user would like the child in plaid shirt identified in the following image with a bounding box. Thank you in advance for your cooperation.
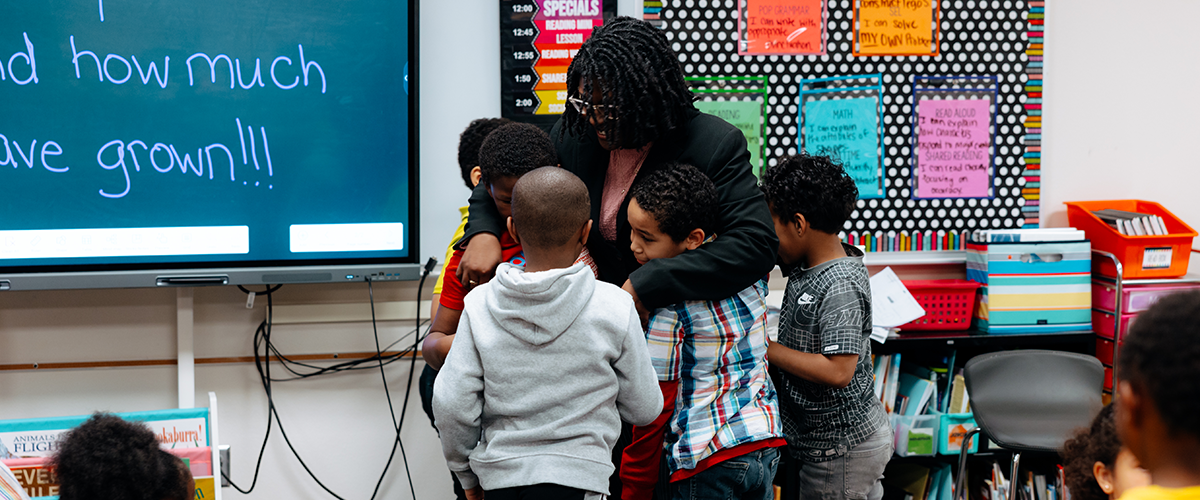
[760,154,892,500]
[619,163,785,500]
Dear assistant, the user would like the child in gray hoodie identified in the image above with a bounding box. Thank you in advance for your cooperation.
[433,167,663,500]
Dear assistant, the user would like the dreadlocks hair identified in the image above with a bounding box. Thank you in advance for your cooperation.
[478,122,559,186]
[564,16,696,149]
[629,163,719,242]
[760,153,859,234]
[1061,405,1122,500]
[1117,289,1200,439]
[52,413,192,500]
[457,117,512,189]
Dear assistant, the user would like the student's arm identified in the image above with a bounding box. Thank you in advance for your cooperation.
[613,301,665,426]
[455,183,505,287]
[766,342,857,389]
[621,380,678,500]
[628,127,778,309]
[432,311,485,492]
[430,295,441,322]
[621,307,683,500]
[422,249,470,370]
[421,306,463,371]
[768,278,868,389]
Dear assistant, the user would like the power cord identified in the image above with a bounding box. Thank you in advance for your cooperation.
[223,258,438,499]
[369,256,437,500]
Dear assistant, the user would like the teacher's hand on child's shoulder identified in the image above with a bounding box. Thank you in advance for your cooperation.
[457,233,502,288]
[622,279,650,325]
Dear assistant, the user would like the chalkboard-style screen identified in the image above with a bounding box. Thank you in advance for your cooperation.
[0,1,417,290]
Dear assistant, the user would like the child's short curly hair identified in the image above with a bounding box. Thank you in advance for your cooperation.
[478,123,558,186]
[759,154,858,234]
[52,413,192,500]
[1061,405,1121,500]
[457,118,512,189]
[628,163,719,242]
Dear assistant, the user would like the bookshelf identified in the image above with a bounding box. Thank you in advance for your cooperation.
[871,328,1094,500]
[874,330,1094,354]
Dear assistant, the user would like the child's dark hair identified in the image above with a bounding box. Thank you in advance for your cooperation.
[564,16,696,149]
[478,122,558,186]
[1117,290,1200,437]
[457,117,512,189]
[52,413,192,500]
[760,154,858,233]
[629,163,718,242]
[1061,405,1121,500]
[511,167,591,249]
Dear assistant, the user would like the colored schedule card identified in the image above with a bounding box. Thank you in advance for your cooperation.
[914,99,992,198]
[695,99,765,176]
[740,0,825,55]
[501,0,612,127]
[853,0,939,56]
[803,97,882,197]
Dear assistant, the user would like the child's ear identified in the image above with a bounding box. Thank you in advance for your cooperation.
[683,228,706,251]
[580,220,593,246]
[507,216,520,245]
[792,213,809,238]
[1093,461,1115,494]
[470,166,482,187]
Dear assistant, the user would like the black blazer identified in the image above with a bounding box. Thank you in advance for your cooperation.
[462,109,779,309]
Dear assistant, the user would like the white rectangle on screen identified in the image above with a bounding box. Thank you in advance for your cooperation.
[289,223,405,253]
[0,226,250,259]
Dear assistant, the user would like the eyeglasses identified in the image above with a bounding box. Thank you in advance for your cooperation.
[567,96,617,119]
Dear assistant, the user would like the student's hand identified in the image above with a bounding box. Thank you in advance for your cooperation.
[458,233,502,288]
[465,486,484,500]
[622,279,650,326]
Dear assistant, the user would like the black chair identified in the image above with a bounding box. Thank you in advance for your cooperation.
[954,350,1104,500]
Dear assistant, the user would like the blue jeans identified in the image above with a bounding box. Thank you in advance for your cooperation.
[670,447,780,500]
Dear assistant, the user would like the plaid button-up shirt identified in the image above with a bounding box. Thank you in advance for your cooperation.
[646,278,784,474]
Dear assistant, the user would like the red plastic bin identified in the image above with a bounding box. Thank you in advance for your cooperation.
[1065,200,1197,279]
[898,280,982,331]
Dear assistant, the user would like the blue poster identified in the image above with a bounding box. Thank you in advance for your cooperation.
[801,97,883,198]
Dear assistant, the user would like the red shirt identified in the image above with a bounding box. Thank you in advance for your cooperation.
[622,381,786,499]
[439,231,525,311]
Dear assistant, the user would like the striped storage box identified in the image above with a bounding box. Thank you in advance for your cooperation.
[966,240,1092,334]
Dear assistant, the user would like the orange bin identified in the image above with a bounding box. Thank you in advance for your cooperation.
[1065,200,1196,279]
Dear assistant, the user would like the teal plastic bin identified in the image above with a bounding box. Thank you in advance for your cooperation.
[936,412,979,455]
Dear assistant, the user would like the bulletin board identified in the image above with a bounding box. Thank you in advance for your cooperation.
[655,0,1044,252]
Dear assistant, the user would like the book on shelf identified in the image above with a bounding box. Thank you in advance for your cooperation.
[884,462,952,500]
[897,372,937,417]
[884,353,903,414]
[873,354,888,400]
[1091,209,1169,236]
[969,228,1086,243]
[948,372,971,414]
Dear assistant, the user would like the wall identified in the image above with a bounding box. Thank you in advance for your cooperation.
[1041,0,1200,231]
[3,2,1199,500]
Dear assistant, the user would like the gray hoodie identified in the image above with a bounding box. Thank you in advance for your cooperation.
[433,261,662,495]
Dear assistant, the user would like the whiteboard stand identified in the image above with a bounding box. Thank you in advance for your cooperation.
[177,288,195,409]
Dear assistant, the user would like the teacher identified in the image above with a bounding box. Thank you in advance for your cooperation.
[457,16,777,316]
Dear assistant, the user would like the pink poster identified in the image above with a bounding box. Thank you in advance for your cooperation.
[915,99,991,198]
